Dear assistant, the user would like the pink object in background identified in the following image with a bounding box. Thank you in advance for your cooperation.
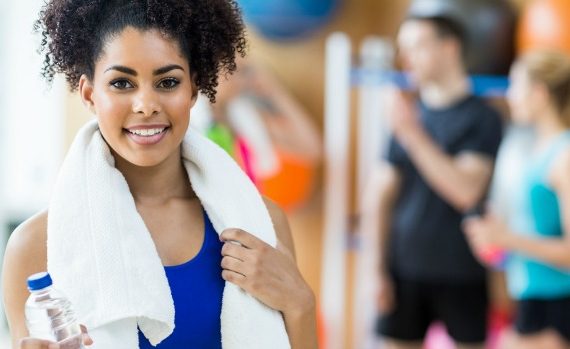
[423,308,511,349]
[236,137,258,186]
[424,323,455,349]
[479,247,508,269]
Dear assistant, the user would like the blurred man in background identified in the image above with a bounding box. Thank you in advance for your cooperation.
[363,15,503,349]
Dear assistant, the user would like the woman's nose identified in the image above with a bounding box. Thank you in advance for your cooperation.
[132,87,162,117]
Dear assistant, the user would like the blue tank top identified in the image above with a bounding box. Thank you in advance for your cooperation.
[506,131,570,300]
[138,210,224,348]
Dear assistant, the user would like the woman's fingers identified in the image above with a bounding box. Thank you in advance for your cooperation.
[220,228,269,250]
[221,269,246,286]
[221,238,252,280]
[18,325,92,349]
[221,241,248,262]
[221,255,248,277]
[80,324,93,345]
[19,338,59,349]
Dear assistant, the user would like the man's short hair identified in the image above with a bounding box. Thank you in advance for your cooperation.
[406,15,468,60]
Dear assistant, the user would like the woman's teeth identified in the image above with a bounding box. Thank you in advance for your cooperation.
[128,128,166,136]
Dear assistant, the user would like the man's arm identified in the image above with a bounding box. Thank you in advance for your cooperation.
[391,92,497,212]
[405,133,494,212]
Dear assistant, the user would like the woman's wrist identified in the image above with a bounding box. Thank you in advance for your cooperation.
[281,285,319,349]
[282,284,316,319]
[496,228,517,250]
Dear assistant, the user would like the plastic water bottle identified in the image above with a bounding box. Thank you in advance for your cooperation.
[25,272,85,349]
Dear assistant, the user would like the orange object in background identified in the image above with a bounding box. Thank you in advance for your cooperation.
[317,306,327,349]
[259,150,316,212]
[230,138,316,212]
[517,0,570,55]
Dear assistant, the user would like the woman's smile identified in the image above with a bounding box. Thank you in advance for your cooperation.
[124,124,171,145]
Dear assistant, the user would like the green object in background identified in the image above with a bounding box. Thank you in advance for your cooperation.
[206,123,236,157]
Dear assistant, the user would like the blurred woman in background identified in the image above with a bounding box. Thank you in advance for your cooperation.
[464,50,570,349]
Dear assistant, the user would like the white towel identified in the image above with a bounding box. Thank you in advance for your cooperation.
[47,119,291,348]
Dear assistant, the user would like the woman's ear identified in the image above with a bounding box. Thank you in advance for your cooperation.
[79,74,96,114]
[190,72,199,107]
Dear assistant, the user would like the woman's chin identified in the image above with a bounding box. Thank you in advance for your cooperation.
[112,149,173,169]
[126,156,170,168]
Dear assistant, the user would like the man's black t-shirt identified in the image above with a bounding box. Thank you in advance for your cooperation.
[385,95,503,282]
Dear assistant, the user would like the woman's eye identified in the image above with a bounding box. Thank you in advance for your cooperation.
[158,78,180,90]
[110,79,134,90]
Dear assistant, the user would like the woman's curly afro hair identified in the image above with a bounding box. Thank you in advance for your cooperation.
[34,0,247,102]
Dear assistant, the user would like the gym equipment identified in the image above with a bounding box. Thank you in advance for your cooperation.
[517,0,570,55]
[259,151,315,211]
[237,0,341,41]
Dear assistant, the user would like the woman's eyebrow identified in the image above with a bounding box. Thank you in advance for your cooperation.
[104,65,137,76]
[153,64,185,75]
[103,64,185,76]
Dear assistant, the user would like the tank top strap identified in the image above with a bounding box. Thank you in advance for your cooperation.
[201,208,218,248]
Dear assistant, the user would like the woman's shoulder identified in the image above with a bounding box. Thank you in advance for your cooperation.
[550,146,570,191]
[263,197,287,227]
[4,210,48,273]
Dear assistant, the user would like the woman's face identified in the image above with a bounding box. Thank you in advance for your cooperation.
[506,63,540,125]
[80,27,196,167]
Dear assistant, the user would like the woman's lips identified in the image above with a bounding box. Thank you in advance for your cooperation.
[124,127,169,145]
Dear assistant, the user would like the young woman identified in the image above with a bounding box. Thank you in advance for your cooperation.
[1,1,317,348]
[464,50,570,349]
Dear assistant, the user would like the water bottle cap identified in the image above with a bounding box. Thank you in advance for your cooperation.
[27,272,53,291]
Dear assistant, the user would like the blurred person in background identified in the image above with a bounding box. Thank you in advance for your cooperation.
[210,57,322,165]
[362,15,503,349]
[191,57,322,210]
[464,50,570,349]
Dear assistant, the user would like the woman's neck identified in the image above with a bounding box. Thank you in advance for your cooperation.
[535,107,568,143]
[112,147,195,205]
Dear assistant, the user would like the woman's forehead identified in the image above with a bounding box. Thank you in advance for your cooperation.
[97,27,188,72]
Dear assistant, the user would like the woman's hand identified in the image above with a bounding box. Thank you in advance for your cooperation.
[220,229,315,316]
[18,338,60,349]
[463,212,514,267]
[18,325,93,349]
[463,212,511,251]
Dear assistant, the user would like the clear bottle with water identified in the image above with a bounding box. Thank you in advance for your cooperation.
[25,272,85,349]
